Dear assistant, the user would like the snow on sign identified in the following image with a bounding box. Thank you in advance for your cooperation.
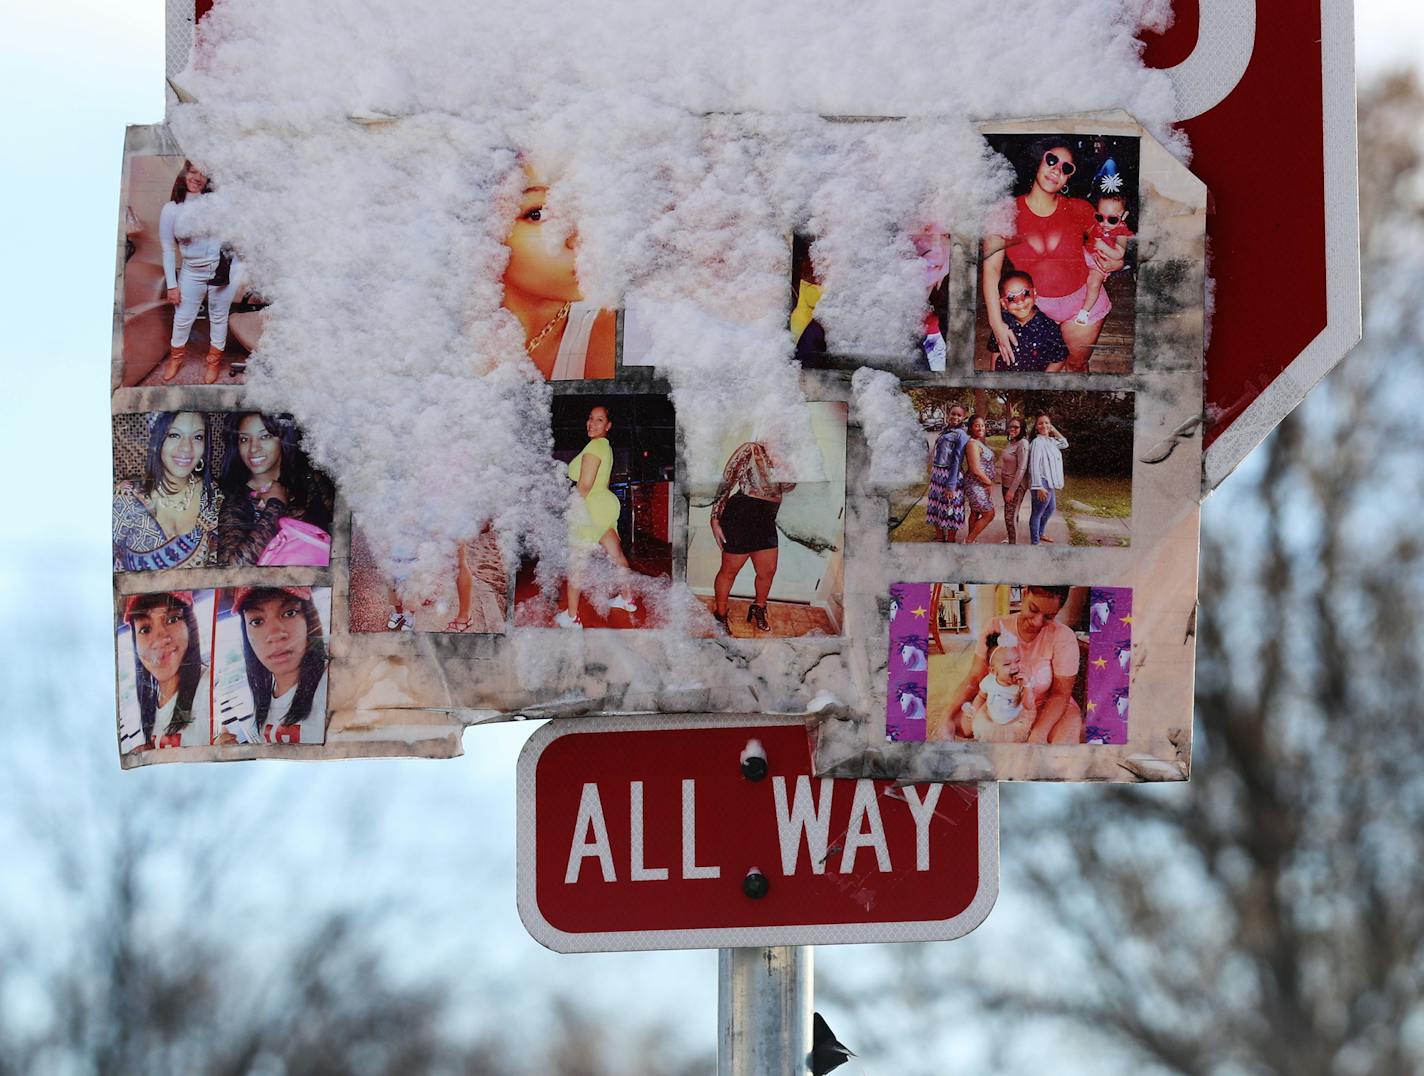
[1143,0,1360,490]
[515,716,998,953]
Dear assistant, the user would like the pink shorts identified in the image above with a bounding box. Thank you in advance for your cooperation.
[1035,277,1111,327]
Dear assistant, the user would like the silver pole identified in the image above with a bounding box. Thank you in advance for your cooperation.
[718,945,813,1075]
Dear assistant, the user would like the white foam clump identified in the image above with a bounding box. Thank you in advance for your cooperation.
[168,0,1181,605]
[851,369,930,491]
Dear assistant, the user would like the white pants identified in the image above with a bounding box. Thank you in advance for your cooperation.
[170,259,245,351]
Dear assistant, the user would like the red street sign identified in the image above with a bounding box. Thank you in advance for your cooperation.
[516,716,997,953]
[1144,0,1360,489]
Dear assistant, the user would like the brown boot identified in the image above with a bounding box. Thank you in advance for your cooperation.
[202,345,225,385]
[160,345,185,382]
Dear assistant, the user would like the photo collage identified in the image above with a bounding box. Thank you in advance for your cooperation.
[112,115,1199,776]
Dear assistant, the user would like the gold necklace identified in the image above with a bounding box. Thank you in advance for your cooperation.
[525,302,572,355]
[152,474,198,515]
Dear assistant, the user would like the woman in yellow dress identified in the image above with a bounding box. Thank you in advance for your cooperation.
[557,405,637,627]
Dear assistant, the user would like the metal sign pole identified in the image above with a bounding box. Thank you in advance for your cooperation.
[718,945,813,1075]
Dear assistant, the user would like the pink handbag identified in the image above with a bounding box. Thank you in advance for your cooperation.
[256,517,332,567]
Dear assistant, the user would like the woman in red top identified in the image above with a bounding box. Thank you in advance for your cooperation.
[982,140,1125,372]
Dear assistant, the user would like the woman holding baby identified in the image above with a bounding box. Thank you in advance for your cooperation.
[942,585,1082,744]
[981,138,1127,373]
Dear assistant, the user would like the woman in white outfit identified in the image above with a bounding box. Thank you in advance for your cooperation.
[159,161,244,384]
[501,160,616,380]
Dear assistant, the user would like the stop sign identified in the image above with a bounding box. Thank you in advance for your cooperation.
[1144,0,1360,490]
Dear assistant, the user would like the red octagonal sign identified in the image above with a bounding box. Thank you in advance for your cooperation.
[517,716,998,953]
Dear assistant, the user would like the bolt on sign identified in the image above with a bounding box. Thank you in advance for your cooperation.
[516,717,998,952]
[112,1,1354,788]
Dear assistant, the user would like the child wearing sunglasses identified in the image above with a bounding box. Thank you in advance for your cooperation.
[1074,193,1133,326]
[993,272,1070,373]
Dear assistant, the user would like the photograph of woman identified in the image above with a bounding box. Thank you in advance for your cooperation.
[709,442,796,633]
[1028,413,1069,546]
[514,395,676,630]
[217,586,329,746]
[960,414,998,544]
[113,411,220,572]
[940,585,1085,745]
[891,388,1132,547]
[978,134,1138,374]
[116,590,213,754]
[159,161,246,384]
[214,412,335,568]
[998,415,1030,544]
[557,404,637,627]
[502,161,617,381]
[688,402,847,638]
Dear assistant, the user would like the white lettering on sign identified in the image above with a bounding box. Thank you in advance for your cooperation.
[681,779,720,879]
[773,776,834,876]
[565,783,616,883]
[840,780,891,874]
[900,784,943,872]
[629,781,669,882]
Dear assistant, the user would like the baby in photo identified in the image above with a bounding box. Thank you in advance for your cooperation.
[960,631,1036,742]
[993,272,1069,373]
[1075,192,1133,325]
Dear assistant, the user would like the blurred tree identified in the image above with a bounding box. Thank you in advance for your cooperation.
[0,589,709,1075]
[832,73,1424,1076]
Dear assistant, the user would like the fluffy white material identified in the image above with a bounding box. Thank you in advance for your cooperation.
[168,0,1180,600]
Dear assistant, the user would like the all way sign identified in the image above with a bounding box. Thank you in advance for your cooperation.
[516,716,998,953]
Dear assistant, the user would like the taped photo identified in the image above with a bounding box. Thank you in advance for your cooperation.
[213,586,332,746]
[889,388,1133,547]
[515,393,676,629]
[886,583,1132,746]
[118,154,267,387]
[975,132,1140,375]
[113,411,336,572]
[116,589,217,754]
[686,402,847,637]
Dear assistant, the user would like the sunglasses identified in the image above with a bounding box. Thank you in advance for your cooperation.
[1043,151,1076,177]
[1002,288,1032,303]
[1095,212,1125,225]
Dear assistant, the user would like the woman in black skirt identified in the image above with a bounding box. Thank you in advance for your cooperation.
[709,442,796,632]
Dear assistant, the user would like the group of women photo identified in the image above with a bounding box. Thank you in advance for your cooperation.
[891,388,1134,548]
[116,586,332,753]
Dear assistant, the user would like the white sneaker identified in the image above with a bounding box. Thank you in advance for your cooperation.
[554,610,583,629]
[608,594,639,613]
[386,610,406,630]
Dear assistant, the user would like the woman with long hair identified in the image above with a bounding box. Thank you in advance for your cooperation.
[501,161,616,380]
[159,161,245,384]
[1027,413,1070,545]
[960,414,998,543]
[998,415,1031,544]
[944,585,1084,744]
[709,442,796,633]
[215,412,334,567]
[118,591,211,752]
[981,139,1125,373]
[113,411,220,572]
[555,405,637,628]
[232,586,328,745]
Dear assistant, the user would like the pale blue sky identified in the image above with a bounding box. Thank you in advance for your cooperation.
[0,2,1417,1068]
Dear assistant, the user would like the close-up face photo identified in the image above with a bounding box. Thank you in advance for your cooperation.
[132,598,190,683]
[1036,146,1075,192]
[242,594,309,684]
[160,411,206,481]
[585,405,611,439]
[236,414,281,479]
[502,164,582,305]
